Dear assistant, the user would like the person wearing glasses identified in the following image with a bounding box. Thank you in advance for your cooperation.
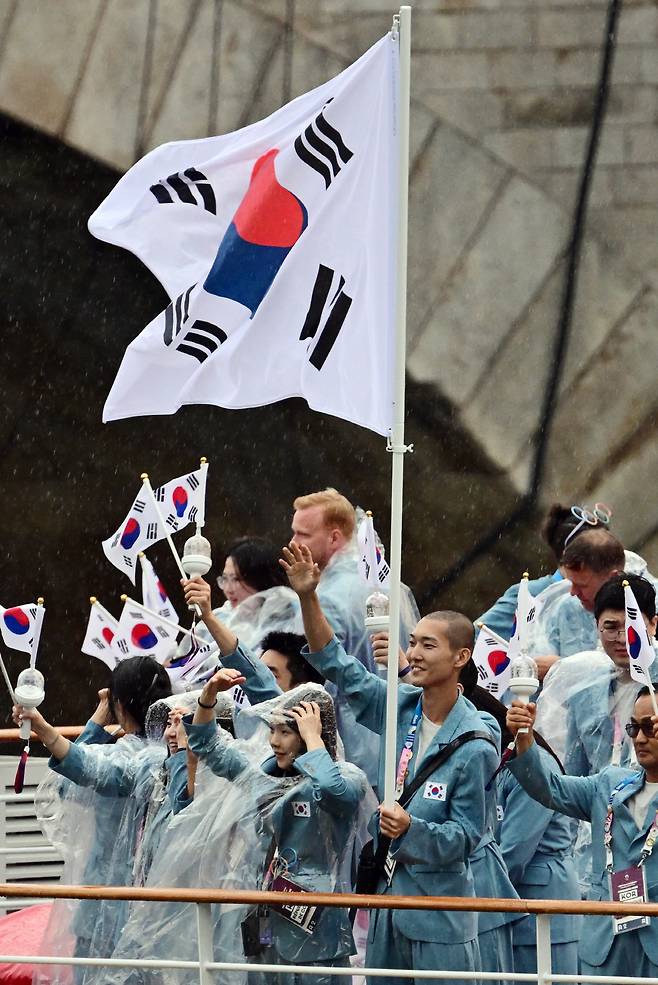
[534,574,658,894]
[507,688,658,981]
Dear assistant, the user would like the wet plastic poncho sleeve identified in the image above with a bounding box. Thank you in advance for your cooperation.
[302,635,387,733]
[48,739,160,799]
[185,717,250,780]
[220,642,281,703]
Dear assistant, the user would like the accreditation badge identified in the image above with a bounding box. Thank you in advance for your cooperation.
[609,865,651,935]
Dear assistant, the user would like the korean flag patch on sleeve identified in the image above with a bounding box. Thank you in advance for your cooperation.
[423,781,447,801]
[292,801,311,817]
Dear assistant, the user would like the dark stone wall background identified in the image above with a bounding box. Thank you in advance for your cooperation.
[0,112,548,731]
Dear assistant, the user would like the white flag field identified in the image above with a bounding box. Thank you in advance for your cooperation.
[89,34,398,435]
[357,513,391,589]
[624,581,657,687]
[102,466,207,583]
[472,626,511,698]
[81,601,121,670]
[0,602,45,664]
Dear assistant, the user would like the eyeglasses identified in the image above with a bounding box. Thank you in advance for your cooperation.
[564,502,613,547]
[625,722,655,739]
[599,624,625,641]
[217,575,242,589]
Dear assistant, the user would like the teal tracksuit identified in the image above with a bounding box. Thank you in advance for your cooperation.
[303,636,499,985]
[509,741,658,978]
[497,747,580,975]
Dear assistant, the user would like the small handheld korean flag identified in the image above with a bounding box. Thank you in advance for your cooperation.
[624,580,658,713]
[507,574,537,663]
[90,33,397,435]
[0,602,45,664]
[81,599,121,670]
[357,511,391,589]
[140,554,179,625]
[472,625,511,698]
[103,465,207,582]
[118,600,177,665]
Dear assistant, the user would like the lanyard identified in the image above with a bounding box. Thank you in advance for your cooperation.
[395,697,422,797]
[611,713,624,768]
[604,774,658,871]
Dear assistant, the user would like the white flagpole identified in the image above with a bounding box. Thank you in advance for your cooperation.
[119,594,195,640]
[383,4,412,807]
[29,597,45,669]
[0,642,17,705]
[197,456,208,533]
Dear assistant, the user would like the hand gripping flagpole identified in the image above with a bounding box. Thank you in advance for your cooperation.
[140,473,202,616]
[383,5,412,807]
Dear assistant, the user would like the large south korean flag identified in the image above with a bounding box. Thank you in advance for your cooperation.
[90,34,398,436]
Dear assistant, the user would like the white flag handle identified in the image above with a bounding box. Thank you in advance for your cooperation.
[140,473,202,617]
[644,673,658,718]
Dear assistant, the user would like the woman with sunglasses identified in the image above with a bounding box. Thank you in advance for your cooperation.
[507,688,658,981]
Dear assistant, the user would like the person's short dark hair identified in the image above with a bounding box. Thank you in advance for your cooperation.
[260,631,325,687]
[594,573,656,623]
[110,656,172,732]
[226,537,287,593]
[560,529,625,574]
[424,611,475,652]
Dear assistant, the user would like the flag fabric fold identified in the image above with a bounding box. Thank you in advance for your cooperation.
[140,554,179,625]
[357,513,391,589]
[90,34,398,436]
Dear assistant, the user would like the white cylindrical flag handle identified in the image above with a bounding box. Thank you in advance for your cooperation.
[19,718,31,741]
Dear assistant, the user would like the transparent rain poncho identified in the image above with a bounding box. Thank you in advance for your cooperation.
[528,551,658,659]
[98,683,372,985]
[33,729,168,985]
[535,645,658,892]
[189,585,303,653]
[315,542,420,790]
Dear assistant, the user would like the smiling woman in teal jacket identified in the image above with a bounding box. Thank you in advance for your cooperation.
[186,673,368,985]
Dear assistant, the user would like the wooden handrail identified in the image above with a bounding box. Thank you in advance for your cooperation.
[1,883,658,917]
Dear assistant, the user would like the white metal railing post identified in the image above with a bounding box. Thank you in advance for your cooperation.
[535,913,552,985]
[196,901,214,985]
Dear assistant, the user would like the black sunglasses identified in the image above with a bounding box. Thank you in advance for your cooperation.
[625,722,655,739]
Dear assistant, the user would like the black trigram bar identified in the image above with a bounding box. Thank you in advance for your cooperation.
[294,108,353,189]
[116,639,129,655]
[133,498,146,514]
[163,285,194,345]
[188,506,199,524]
[176,320,227,363]
[166,514,179,530]
[628,607,638,619]
[156,626,170,639]
[155,487,166,502]
[123,555,133,568]
[150,168,217,214]
[300,264,352,371]
[477,665,487,680]
[187,474,200,490]
[91,637,103,651]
